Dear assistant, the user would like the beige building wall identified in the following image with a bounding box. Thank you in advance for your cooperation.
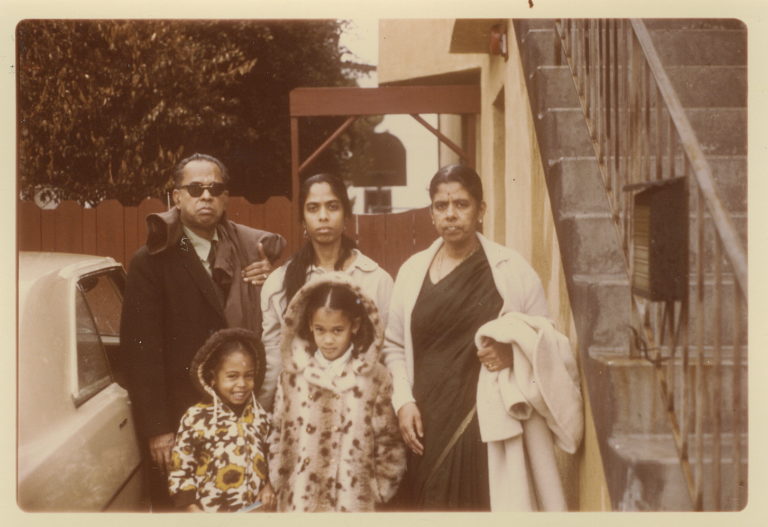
[379,18,610,511]
[379,19,483,84]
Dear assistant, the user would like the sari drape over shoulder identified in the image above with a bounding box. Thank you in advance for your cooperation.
[403,249,503,510]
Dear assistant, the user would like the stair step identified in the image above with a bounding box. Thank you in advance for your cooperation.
[538,109,594,157]
[537,108,745,159]
[590,355,674,435]
[547,158,609,216]
[591,351,747,437]
[518,21,747,69]
[548,155,745,215]
[570,272,748,355]
[686,108,746,156]
[649,28,746,66]
[666,66,746,108]
[706,156,747,213]
[598,342,749,363]
[557,215,626,275]
[607,432,747,510]
[687,211,747,265]
[569,236,749,350]
[531,65,579,111]
[681,275,748,346]
[572,275,631,350]
[519,18,556,31]
[532,64,746,111]
[519,28,560,68]
[519,23,747,69]
[642,18,746,31]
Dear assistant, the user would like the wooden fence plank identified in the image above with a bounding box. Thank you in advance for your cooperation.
[413,207,436,252]
[263,196,294,262]
[83,208,97,255]
[41,209,57,252]
[96,200,126,265]
[17,201,41,251]
[248,200,266,232]
[123,205,138,268]
[226,196,251,226]
[356,214,389,276]
[54,201,84,254]
[384,211,414,278]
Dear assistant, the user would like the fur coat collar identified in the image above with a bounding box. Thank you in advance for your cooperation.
[280,272,383,386]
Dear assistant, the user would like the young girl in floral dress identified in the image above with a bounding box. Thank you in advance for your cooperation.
[168,328,275,512]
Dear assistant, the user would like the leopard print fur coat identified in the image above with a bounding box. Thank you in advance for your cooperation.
[268,273,406,511]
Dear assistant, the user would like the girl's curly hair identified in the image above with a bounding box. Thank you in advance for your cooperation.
[190,327,267,398]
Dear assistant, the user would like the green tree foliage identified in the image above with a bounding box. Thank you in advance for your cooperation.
[17,19,374,205]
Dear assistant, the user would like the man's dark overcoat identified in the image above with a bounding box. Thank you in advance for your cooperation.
[120,210,284,440]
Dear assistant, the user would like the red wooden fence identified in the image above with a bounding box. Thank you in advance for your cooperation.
[17,197,434,279]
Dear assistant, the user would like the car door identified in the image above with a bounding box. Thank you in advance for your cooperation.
[74,268,146,510]
[18,265,146,511]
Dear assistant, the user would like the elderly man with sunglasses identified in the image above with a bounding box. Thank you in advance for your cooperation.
[120,153,285,510]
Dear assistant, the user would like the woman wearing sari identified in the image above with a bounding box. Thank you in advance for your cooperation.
[383,165,582,511]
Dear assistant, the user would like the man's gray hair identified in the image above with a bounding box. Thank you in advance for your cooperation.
[173,153,230,186]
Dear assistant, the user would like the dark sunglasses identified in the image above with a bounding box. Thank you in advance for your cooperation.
[177,182,228,197]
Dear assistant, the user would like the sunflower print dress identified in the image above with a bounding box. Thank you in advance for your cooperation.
[168,397,271,511]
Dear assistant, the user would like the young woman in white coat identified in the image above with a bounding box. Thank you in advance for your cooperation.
[260,173,393,411]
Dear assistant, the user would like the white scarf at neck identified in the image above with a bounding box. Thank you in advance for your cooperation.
[314,344,353,382]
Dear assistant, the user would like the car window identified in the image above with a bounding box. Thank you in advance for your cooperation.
[78,270,123,337]
[74,269,124,405]
[74,288,111,405]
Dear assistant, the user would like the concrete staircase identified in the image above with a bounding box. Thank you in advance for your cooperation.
[513,18,747,510]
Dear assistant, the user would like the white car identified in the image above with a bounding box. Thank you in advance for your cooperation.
[18,252,148,511]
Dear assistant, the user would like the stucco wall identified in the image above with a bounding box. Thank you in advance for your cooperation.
[379,19,483,84]
[502,21,609,511]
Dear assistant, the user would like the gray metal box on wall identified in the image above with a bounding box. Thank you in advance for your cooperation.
[626,177,688,301]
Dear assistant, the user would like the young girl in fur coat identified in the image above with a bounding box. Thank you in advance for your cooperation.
[269,273,406,511]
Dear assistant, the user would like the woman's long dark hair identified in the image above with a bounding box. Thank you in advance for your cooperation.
[283,173,357,305]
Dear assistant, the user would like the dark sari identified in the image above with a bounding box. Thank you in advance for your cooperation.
[399,249,503,510]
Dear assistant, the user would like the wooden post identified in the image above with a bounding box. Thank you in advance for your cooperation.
[465,113,477,170]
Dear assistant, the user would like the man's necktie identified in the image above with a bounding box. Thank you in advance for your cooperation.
[207,239,217,271]
[207,239,226,305]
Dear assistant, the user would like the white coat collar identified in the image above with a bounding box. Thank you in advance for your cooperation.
[422,232,510,269]
[308,248,380,275]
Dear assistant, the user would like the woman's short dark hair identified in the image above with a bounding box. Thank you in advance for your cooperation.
[173,153,230,186]
[296,283,373,359]
[428,164,484,204]
[282,174,356,305]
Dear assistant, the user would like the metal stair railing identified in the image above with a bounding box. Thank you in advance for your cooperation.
[554,18,747,510]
